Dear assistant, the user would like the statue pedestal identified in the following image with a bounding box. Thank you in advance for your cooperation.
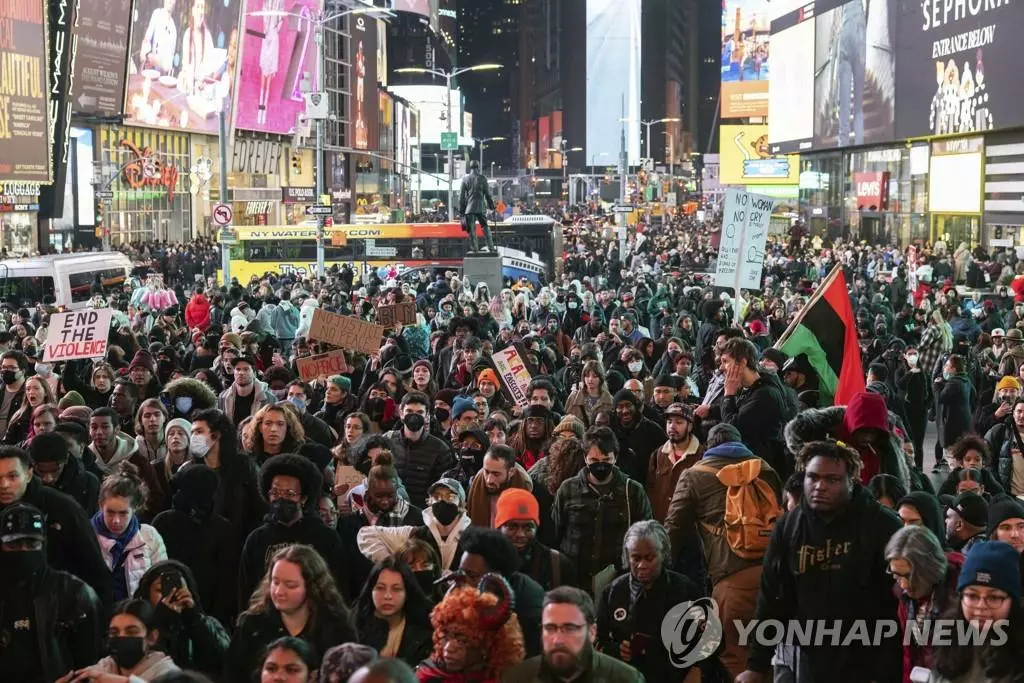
[463,252,503,294]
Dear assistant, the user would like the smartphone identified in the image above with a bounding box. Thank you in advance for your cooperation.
[160,570,183,598]
[631,633,652,658]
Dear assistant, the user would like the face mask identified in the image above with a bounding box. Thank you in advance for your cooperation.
[628,361,643,374]
[434,408,450,423]
[189,433,211,458]
[108,636,147,670]
[403,413,426,432]
[1,370,18,385]
[0,550,45,583]
[174,396,193,415]
[271,498,301,524]
[568,301,578,309]
[413,570,436,597]
[458,447,484,462]
[942,371,953,381]
[367,397,386,415]
[906,354,918,367]
[271,388,288,400]
[34,363,51,376]
[431,500,460,526]
[587,462,614,481]
[289,397,307,415]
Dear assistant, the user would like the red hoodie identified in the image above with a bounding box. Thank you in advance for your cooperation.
[185,293,211,331]
[839,391,890,484]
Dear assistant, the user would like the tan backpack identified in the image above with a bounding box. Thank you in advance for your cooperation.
[691,458,781,560]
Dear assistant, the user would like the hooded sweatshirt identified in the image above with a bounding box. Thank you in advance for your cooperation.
[838,391,890,484]
[94,650,180,681]
[897,491,950,550]
[272,299,300,341]
[85,434,166,516]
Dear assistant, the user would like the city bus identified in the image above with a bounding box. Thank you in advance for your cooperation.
[220,216,560,284]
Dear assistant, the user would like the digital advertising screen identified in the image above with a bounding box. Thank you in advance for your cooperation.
[929,152,982,214]
[719,125,800,185]
[894,0,1014,139]
[124,0,243,133]
[0,0,53,183]
[349,13,378,151]
[767,2,814,154]
[721,0,770,118]
[235,0,321,134]
[812,0,895,149]
[586,0,642,166]
[72,0,134,116]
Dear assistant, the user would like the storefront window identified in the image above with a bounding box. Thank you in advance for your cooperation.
[846,147,918,246]
[0,213,36,256]
[799,153,843,240]
[99,127,192,244]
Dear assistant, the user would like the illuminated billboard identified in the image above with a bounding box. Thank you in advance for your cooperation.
[586,0,641,165]
[721,0,771,118]
[720,125,800,185]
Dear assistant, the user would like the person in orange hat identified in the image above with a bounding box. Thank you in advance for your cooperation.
[475,368,509,413]
[495,488,575,592]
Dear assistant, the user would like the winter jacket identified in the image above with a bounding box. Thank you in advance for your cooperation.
[239,513,351,605]
[747,486,903,683]
[721,371,794,478]
[60,360,113,409]
[386,429,455,508]
[664,441,782,583]
[985,421,1024,494]
[185,293,212,331]
[645,436,703,523]
[596,570,705,682]
[217,379,278,422]
[162,377,219,419]
[936,373,976,448]
[937,466,1004,497]
[784,396,913,490]
[226,607,357,683]
[517,540,576,592]
[501,650,646,683]
[0,568,103,683]
[897,552,963,683]
[610,415,666,488]
[466,465,533,528]
[92,651,180,680]
[7,477,114,606]
[358,614,433,668]
[84,433,167,518]
[271,300,300,341]
[338,503,424,599]
[552,467,653,588]
[897,491,951,550]
[527,458,561,549]
[152,508,240,629]
[49,454,100,516]
[95,522,168,600]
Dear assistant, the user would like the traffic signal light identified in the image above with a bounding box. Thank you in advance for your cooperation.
[291,154,302,174]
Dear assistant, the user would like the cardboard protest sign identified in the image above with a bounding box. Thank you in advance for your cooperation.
[43,309,114,362]
[376,301,417,328]
[307,309,383,356]
[296,350,350,382]
[491,344,536,408]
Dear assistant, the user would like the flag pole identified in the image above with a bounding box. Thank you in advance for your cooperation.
[773,262,845,350]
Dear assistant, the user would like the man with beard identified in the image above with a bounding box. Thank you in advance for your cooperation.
[694,329,744,436]
[646,403,703,523]
[648,375,679,426]
[387,392,454,508]
[945,490,989,554]
[496,488,575,592]
[466,445,532,527]
[216,355,277,425]
[610,389,667,487]
[508,405,556,470]
[501,586,644,683]
[622,379,664,427]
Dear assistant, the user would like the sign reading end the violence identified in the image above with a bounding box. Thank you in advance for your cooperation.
[43,309,114,363]
[307,309,384,356]
[296,350,351,382]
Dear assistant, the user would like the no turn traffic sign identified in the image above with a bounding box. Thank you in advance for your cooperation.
[213,203,233,226]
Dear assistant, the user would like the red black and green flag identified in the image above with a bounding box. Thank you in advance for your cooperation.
[776,264,865,406]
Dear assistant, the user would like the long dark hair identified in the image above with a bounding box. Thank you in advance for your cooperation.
[355,557,432,631]
[191,408,243,478]
[932,600,1024,680]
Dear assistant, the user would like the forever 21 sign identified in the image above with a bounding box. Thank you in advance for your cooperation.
[232,139,284,176]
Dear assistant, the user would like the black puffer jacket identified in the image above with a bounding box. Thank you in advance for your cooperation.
[386,429,454,508]
[50,454,100,516]
[721,371,796,478]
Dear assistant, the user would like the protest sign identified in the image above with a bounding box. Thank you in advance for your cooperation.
[491,344,535,408]
[308,309,384,355]
[43,309,114,362]
[296,350,350,382]
[376,301,417,328]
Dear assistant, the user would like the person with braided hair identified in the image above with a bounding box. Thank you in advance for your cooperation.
[415,573,525,682]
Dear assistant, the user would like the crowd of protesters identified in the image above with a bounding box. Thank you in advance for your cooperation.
[0,204,1022,683]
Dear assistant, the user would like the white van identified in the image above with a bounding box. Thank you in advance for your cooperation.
[0,253,133,311]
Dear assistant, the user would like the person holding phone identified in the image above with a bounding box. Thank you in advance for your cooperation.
[133,560,230,678]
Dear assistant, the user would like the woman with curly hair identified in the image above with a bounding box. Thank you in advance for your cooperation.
[245,404,306,466]
[226,544,357,683]
[528,436,586,549]
[416,574,526,682]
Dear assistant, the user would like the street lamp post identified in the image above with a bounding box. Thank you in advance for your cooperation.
[394,64,502,221]
[549,140,582,203]
[251,4,393,278]
[623,117,681,162]
[475,136,506,170]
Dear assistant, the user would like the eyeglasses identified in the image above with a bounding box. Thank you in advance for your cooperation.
[962,592,1010,608]
[269,488,301,500]
[542,623,588,636]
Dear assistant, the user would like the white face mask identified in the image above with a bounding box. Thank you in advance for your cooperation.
[34,363,51,377]
[628,361,643,374]
[189,433,211,458]
[906,354,919,367]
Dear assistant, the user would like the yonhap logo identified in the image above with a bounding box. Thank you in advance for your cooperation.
[660,598,723,668]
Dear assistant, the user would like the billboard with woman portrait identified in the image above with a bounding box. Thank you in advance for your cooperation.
[123,0,243,133]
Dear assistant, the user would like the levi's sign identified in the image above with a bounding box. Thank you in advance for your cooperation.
[43,309,113,362]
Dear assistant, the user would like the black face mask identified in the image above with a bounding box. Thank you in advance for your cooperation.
[458,447,484,462]
[0,550,45,583]
[171,491,214,525]
[587,462,614,481]
[271,499,301,524]
[431,500,460,526]
[0,370,18,385]
[403,413,426,432]
[413,570,436,597]
[434,408,450,423]
[367,397,386,416]
[108,636,147,670]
